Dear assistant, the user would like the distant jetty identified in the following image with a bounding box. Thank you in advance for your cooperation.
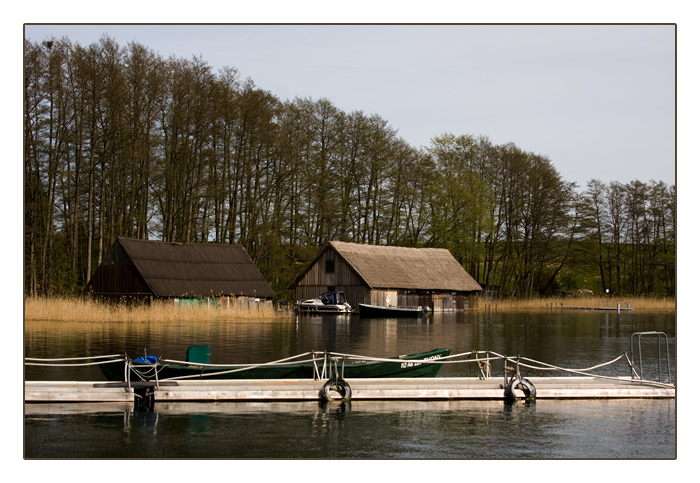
[561,303,633,313]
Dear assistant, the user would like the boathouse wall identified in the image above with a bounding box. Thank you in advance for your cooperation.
[294,246,371,305]
[292,242,483,311]
[85,263,152,301]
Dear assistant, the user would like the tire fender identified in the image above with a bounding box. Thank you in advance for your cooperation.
[504,376,536,401]
[320,378,352,401]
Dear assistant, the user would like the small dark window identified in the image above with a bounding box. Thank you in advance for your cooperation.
[325,260,335,273]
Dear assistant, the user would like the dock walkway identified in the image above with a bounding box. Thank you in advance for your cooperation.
[25,376,675,403]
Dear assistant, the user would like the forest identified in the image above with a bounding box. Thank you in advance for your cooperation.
[24,36,676,300]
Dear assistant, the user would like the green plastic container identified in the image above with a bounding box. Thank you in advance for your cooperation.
[186,344,211,364]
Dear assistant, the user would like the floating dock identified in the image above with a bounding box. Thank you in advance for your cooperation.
[25,332,674,404]
[560,303,633,313]
[25,376,675,404]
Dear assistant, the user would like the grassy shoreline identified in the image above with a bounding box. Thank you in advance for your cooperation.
[24,295,675,323]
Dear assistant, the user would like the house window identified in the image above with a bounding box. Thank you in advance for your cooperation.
[325,260,335,273]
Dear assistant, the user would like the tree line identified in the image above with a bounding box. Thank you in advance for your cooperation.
[24,36,676,299]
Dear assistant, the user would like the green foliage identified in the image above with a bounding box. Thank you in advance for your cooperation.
[24,37,675,299]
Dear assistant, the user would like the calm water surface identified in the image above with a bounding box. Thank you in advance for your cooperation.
[24,310,676,459]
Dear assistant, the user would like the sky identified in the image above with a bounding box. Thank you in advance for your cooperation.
[23,23,676,188]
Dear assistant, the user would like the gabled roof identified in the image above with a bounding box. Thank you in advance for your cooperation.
[103,237,276,298]
[296,241,482,292]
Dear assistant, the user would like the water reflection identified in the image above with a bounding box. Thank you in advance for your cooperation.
[25,311,676,382]
[24,311,676,458]
[24,399,675,459]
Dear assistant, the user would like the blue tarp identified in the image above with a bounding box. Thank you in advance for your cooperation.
[134,355,159,364]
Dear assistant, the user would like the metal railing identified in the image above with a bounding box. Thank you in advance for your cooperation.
[629,331,672,383]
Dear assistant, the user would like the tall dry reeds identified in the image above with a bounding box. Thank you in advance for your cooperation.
[476,295,675,312]
[25,295,675,322]
[24,297,288,323]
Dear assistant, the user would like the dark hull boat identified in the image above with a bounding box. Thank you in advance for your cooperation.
[99,348,452,382]
[358,303,430,318]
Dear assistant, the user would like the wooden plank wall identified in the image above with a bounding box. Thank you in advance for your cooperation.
[85,264,151,301]
[371,290,398,306]
[294,247,370,306]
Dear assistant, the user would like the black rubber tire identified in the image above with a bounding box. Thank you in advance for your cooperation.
[504,376,536,401]
[320,378,352,401]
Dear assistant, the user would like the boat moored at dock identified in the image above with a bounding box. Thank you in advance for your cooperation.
[358,303,429,318]
[298,291,353,313]
[96,347,452,382]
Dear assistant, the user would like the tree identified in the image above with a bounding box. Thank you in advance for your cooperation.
[426,134,493,275]
[23,36,675,299]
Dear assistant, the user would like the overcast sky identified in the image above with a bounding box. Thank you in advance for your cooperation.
[24,23,675,188]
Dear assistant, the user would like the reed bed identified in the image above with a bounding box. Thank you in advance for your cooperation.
[25,295,675,323]
[477,295,675,312]
[24,296,288,323]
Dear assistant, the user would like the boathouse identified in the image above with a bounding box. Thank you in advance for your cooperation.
[85,237,276,305]
[291,241,483,311]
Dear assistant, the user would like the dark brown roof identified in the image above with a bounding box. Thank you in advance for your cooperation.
[106,237,275,298]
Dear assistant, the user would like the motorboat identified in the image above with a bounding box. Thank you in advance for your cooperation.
[298,291,353,313]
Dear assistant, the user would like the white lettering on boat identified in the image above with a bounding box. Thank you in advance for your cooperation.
[400,354,443,369]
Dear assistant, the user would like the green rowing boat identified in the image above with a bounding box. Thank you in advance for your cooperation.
[99,348,452,381]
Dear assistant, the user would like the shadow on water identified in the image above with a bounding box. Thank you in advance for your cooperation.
[24,398,675,459]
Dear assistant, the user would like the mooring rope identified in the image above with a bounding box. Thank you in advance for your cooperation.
[490,351,627,372]
[24,354,126,367]
[154,352,325,380]
[320,350,673,387]
[491,352,675,388]
[25,354,124,361]
[25,360,123,367]
[160,351,316,367]
[128,362,162,381]
[24,350,674,388]
[323,351,464,364]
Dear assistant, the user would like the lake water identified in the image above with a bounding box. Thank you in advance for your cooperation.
[24,310,676,459]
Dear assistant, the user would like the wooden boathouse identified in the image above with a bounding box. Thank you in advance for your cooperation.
[85,237,276,305]
[291,241,483,311]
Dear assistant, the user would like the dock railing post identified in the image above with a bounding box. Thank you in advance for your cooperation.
[637,334,644,379]
[503,356,507,389]
[154,357,159,389]
[126,358,131,390]
[502,353,509,389]
[657,332,662,381]
[312,352,320,380]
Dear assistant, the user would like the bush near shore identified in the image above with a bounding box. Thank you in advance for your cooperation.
[24,295,675,323]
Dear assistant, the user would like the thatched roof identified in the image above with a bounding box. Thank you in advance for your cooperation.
[327,241,482,292]
[101,237,276,298]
